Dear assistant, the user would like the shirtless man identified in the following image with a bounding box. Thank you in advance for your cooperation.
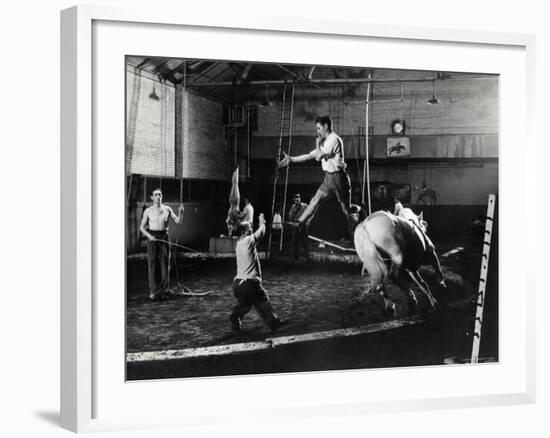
[278,115,359,239]
[140,188,184,300]
[226,167,244,237]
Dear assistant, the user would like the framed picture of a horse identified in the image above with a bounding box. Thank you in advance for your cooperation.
[387,137,411,157]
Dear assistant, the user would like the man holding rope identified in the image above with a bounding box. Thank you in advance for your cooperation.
[140,188,184,300]
[278,115,360,240]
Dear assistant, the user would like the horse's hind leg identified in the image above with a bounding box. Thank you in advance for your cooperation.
[395,268,418,312]
[362,275,396,318]
[407,270,438,309]
[376,284,396,317]
[388,262,416,312]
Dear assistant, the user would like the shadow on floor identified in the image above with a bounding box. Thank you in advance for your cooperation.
[34,411,59,427]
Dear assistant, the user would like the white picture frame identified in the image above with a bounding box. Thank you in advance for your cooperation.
[60,5,536,433]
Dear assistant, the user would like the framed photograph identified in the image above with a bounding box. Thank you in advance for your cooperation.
[61,5,536,433]
[387,137,410,157]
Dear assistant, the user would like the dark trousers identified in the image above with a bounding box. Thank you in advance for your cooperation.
[230,279,279,328]
[147,231,169,296]
[298,170,355,240]
[292,226,309,260]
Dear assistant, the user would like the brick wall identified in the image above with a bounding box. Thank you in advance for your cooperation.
[256,77,498,137]
[178,89,228,180]
[126,69,175,176]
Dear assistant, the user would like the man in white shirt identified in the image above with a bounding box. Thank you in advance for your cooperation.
[229,213,285,334]
[278,115,357,238]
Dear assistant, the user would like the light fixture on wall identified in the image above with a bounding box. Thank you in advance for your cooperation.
[427,80,440,105]
[259,85,273,107]
[149,85,160,101]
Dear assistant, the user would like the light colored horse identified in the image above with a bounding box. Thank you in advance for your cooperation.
[353,209,446,315]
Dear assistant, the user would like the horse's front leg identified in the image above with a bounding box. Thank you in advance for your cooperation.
[427,248,446,288]
[395,268,418,313]
[407,270,438,310]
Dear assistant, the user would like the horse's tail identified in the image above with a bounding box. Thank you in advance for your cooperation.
[354,222,388,287]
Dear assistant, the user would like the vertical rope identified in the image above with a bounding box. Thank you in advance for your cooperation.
[342,89,347,170]
[127,174,133,204]
[180,60,186,201]
[127,67,141,173]
[400,84,405,129]
[247,88,251,178]
[160,81,166,176]
[268,83,287,256]
[363,72,372,214]
[280,82,295,251]
[143,176,147,203]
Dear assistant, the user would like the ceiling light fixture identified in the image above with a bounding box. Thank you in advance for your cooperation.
[149,85,160,101]
[427,80,440,105]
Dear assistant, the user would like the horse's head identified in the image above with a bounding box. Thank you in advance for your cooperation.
[348,204,364,233]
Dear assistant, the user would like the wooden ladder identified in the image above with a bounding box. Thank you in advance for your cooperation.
[268,82,295,256]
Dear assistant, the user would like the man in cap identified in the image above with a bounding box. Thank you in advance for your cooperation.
[287,193,310,261]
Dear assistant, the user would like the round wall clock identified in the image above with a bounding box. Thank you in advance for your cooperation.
[391,119,406,135]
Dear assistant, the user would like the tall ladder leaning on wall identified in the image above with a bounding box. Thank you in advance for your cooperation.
[268,81,296,257]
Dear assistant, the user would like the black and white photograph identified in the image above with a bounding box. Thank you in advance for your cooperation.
[125,56,499,380]
[2,0,547,434]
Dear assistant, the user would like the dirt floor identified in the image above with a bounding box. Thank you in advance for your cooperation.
[126,239,489,358]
